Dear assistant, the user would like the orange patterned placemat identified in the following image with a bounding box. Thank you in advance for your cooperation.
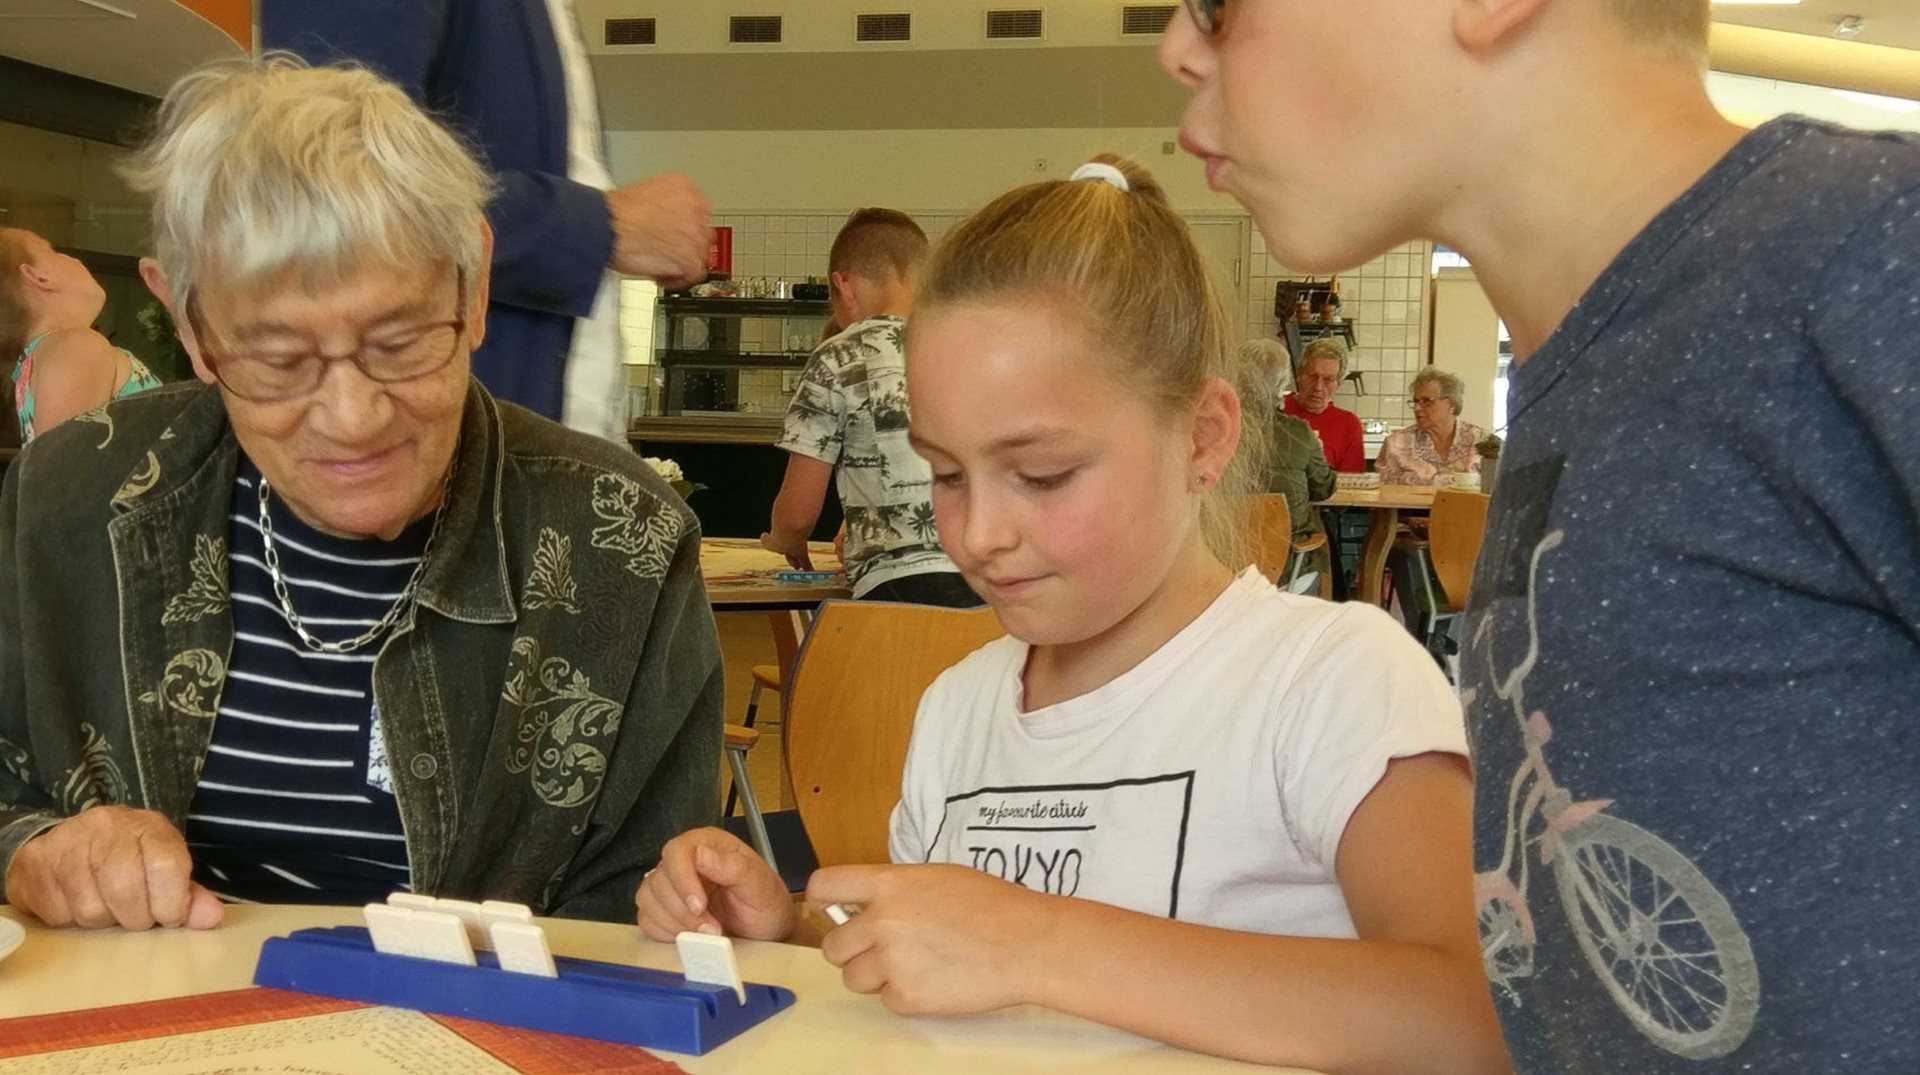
[0,987,686,1074]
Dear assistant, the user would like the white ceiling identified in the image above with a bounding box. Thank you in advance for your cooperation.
[1714,1,1920,52]
[0,0,244,98]
[0,0,1913,118]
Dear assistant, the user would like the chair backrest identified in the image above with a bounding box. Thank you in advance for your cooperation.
[1248,493,1292,584]
[782,600,1006,867]
[1428,488,1491,609]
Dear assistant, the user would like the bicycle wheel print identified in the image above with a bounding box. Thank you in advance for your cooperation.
[1476,889,1535,997]
[1552,813,1760,1060]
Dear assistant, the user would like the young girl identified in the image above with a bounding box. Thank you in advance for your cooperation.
[636,156,1505,1073]
[0,227,163,444]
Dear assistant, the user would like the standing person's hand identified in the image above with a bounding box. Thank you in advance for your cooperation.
[760,531,813,571]
[636,828,796,942]
[606,173,712,288]
[4,805,224,930]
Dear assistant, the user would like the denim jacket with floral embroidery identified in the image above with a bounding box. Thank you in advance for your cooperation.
[0,380,722,922]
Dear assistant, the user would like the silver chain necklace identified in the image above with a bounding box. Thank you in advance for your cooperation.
[256,463,454,654]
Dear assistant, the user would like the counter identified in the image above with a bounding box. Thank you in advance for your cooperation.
[628,416,786,446]
[629,419,840,542]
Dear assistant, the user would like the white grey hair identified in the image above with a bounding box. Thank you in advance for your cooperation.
[118,54,496,308]
[1234,338,1294,413]
[1411,366,1466,416]
[1296,335,1349,380]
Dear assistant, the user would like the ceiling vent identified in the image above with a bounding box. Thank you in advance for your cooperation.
[855,12,912,43]
[1120,5,1176,36]
[728,14,783,44]
[985,8,1044,41]
[603,17,656,46]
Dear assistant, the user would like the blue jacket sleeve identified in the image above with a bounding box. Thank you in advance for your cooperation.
[259,0,614,320]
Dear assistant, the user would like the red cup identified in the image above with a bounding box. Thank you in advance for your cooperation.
[708,227,733,276]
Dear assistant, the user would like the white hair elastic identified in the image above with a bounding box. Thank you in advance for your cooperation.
[1069,162,1130,192]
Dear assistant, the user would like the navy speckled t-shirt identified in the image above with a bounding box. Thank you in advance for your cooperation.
[1463,117,1920,1071]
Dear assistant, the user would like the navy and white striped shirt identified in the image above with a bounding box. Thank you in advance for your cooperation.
[185,462,431,904]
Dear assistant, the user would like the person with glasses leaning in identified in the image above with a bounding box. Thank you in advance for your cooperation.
[1376,368,1485,488]
[0,56,724,932]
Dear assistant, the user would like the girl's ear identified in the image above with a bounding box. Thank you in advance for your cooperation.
[1190,376,1243,488]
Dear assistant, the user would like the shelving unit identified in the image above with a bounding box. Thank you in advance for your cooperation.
[656,295,830,416]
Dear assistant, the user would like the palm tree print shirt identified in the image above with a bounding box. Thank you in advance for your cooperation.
[776,317,958,596]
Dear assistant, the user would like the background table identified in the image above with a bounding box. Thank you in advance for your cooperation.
[700,538,849,611]
[1314,485,1437,606]
[0,906,1297,1074]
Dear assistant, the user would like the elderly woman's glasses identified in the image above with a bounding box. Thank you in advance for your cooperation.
[1182,0,1225,34]
[186,273,467,404]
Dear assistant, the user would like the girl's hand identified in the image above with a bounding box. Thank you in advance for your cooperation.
[636,828,795,942]
[808,864,1049,1015]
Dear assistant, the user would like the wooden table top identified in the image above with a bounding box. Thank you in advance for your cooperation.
[1315,484,1439,510]
[701,537,850,610]
[0,905,1293,1074]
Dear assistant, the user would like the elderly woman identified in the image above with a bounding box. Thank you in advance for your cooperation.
[0,58,722,930]
[1238,338,1333,544]
[1376,367,1487,487]
[1,228,163,444]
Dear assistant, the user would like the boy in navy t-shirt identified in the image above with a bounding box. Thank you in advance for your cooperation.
[1163,1,1920,1070]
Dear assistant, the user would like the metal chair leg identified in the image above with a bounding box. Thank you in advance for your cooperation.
[726,745,777,874]
[725,681,767,817]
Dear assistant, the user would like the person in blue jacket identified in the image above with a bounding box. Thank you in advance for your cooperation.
[262,0,711,434]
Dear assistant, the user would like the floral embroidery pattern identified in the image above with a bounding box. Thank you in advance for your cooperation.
[524,528,581,613]
[0,736,32,787]
[112,451,162,506]
[139,648,225,719]
[73,408,115,449]
[162,535,229,625]
[60,723,127,813]
[500,637,622,810]
[590,473,679,582]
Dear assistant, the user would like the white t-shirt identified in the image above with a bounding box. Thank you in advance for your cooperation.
[544,0,627,442]
[890,568,1467,938]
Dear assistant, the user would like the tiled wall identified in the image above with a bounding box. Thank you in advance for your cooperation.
[629,211,1433,435]
[1244,236,1434,431]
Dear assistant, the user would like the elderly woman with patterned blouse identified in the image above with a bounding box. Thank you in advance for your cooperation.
[0,57,722,931]
[1377,367,1487,487]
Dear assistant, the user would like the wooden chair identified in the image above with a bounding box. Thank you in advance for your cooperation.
[724,610,805,819]
[776,601,1005,868]
[1410,488,1491,675]
[1284,531,1333,597]
[1249,494,1293,584]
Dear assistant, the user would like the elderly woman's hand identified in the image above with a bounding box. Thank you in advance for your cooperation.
[4,805,224,930]
[636,827,795,943]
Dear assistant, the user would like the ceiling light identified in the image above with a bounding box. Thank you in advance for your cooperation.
[1832,16,1865,38]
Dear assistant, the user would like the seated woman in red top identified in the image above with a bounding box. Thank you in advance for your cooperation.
[1281,336,1365,472]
